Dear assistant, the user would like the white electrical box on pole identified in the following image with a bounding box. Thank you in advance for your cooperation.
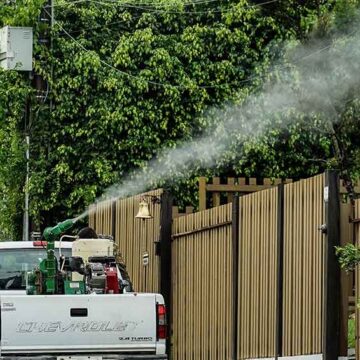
[0,26,33,71]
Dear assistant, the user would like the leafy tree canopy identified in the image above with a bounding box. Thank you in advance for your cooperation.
[0,0,359,238]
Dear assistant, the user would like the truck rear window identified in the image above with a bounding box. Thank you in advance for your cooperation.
[0,248,71,290]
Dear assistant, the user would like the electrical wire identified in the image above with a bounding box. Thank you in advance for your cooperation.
[57,14,144,35]
[54,0,280,36]
[46,6,262,89]
[53,0,226,7]
[50,14,226,88]
[44,9,359,91]
[53,0,279,14]
[91,0,279,14]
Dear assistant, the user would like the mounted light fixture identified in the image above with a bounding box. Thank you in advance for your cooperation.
[135,195,161,220]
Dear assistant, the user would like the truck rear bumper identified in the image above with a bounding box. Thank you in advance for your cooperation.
[0,355,167,360]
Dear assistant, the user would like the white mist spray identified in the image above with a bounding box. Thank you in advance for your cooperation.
[76,16,360,219]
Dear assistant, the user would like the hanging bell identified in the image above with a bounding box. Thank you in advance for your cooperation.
[135,199,153,219]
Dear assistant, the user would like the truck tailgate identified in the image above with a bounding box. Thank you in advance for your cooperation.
[0,294,161,354]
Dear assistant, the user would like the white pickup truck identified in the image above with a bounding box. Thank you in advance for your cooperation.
[0,241,167,359]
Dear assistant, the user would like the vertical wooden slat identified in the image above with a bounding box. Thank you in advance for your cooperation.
[251,192,257,356]
[303,179,309,353]
[199,177,206,211]
[272,187,278,355]
[172,206,180,219]
[249,177,257,186]
[315,175,321,351]
[232,196,239,360]
[275,184,284,359]
[308,177,314,351]
[295,180,301,355]
[245,195,250,357]
[194,210,200,360]
[238,177,246,186]
[227,177,235,204]
[212,177,221,207]
[260,190,265,356]
[185,206,194,214]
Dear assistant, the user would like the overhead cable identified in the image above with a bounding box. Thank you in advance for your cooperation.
[53,0,280,14]
[45,8,359,91]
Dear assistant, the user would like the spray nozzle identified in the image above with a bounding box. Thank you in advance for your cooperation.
[43,218,77,242]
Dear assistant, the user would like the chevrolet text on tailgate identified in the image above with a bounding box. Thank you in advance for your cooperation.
[0,219,167,359]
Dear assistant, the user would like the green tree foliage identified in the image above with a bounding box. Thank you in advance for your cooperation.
[336,243,360,272]
[0,0,359,236]
[0,70,30,239]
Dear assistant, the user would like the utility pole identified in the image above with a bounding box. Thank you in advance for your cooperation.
[23,0,53,240]
[22,134,30,241]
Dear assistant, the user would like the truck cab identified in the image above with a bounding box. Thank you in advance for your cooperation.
[0,241,72,295]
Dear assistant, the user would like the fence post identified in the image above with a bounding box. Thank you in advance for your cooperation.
[111,200,116,240]
[159,191,173,357]
[232,195,240,360]
[275,184,284,359]
[323,170,341,360]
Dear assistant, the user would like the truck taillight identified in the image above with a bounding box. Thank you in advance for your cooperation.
[33,240,47,247]
[156,303,167,340]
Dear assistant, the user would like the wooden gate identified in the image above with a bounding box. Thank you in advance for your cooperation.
[171,204,233,360]
[282,174,325,355]
[236,187,278,358]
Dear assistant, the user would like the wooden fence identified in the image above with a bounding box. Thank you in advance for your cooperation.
[198,176,293,211]
[89,172,351,360]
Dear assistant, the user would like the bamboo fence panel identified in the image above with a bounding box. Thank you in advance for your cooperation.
[88,204,96,229]
[237,187,278,359]
[171,204,233,360]
[282,173,324,355]
[88,190,163,293]
[88,200,113,236]
[115,189,162,293]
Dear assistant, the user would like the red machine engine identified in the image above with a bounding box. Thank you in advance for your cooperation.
[87,256,121,294]
[105,266,119,294]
